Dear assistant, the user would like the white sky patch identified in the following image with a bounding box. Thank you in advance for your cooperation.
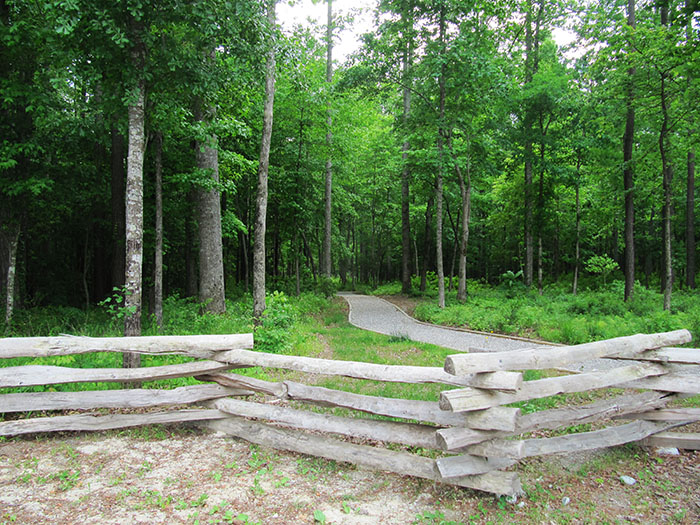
[277,0,376,62]
[278,1,580,63]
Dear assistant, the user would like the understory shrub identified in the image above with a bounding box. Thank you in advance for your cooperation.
[254,291,298,353]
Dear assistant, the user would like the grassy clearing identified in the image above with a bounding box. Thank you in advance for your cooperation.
[374,278,700,345]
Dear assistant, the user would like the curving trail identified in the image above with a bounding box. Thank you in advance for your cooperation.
[339,292,547,354]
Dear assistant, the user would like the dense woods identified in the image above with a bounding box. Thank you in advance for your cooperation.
[1,0,698,328]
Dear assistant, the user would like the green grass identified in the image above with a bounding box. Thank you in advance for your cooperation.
[411,279,699,345]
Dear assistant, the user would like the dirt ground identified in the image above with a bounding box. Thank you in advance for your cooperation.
[1,425,699,524]
[2,297,699,523]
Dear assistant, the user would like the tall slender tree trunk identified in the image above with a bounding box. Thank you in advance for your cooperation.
[419,195,433,292]
[623,0,636,302]
[3,224,19,327]
[448,135,471,303]
[123,21,146,372]
[435,5,447,309]
[153,132,163,329]
[660,5,673,311]
[660,77,673,311]
[573,155,582,296]
[253,0,277,325]
[523,0,535,287]
[194,95,226,314]
[110,125,126,291]
[687,148,695,289]
[401,37,412,295]
[537,131,545,295]
[185,199,198,298]
[322,0,333,278]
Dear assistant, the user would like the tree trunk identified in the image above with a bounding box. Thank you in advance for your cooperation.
[82,228,90,309]
[420,195,433,292]
[435,5,446,309]
[3,224,19,327]
[573,156,582,296]
[687,148,695,289]
[322,0,333,278]
[645,209,654,288]
[537,130,545,296]
[401,38,412,295]
[110,125,126,291]
[660,83,673,311]
[523,0,535,288]
[253,0,277,325]
[194,96,226,314]
[660,5,672,311]
[154,132,163,330]
[448,136,471,303]
[623,0,636,302]
[123,22,146,371]
[185,200,198,298]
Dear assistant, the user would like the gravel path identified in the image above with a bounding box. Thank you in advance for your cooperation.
[339,293,545,353]
[338,293,650,373]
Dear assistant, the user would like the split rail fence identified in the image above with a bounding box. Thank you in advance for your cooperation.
[1,329,699,496]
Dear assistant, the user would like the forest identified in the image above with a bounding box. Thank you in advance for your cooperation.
[1,0,699,334]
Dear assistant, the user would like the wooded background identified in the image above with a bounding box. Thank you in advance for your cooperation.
[1,0,698,325]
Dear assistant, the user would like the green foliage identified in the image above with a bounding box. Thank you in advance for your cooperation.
[316,276,337,299]
[413,283,695,345]
[584,255,619,286]
[254,291,297,354]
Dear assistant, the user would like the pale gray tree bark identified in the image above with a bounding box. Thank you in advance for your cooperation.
[687,149,696,289]
[3,223,19,327]
[456,144,471,303]
[322,0,333,278]
[401,32,413,295]
[435,5,447,309]
[123,21,146,371]
[623,0,636,302]
[154,131,163,329]
[253,0,277,324]
[194,97,226,314]
[110,125,126,291]
[523,0,535,288]
[660,4,673,311]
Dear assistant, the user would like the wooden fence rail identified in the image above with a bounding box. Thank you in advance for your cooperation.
[1,329,698,497]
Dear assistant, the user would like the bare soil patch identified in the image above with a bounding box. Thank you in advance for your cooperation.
[1,425,698,524]
[380,295,420,318]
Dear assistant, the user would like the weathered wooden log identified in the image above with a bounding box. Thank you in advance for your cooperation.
[444,330,691,375]
[212,398,439,449]
[617,407,700,422]
[640,432,700,450]
[206,416,522,496]
[612,347,700,365]
[284,380,466,427]
[198,372,287,397]
[436,427,504,451]
[284,381,519,430]
[468,421,680,459]
[434,392,670,450]
[0,333,254,359]
[435,455,517,478]
[440,363,668,413]
[0,409,225,436]
[517,391,673,433]
[201,373,519,431]
[0,384,251,413]
[0,361,234,388]
[620,372,700,393]
[213,348,522,390]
